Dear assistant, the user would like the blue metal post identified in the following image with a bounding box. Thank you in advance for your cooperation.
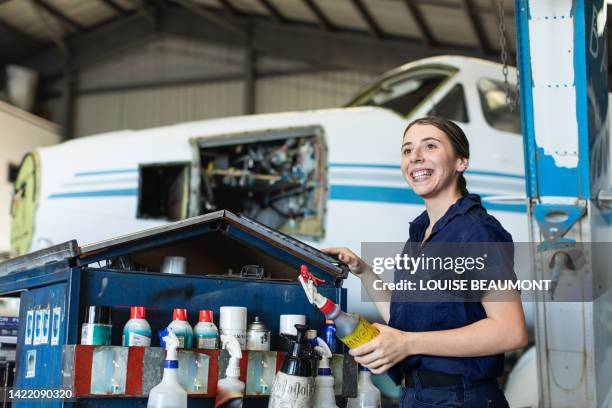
[515,0,611,406]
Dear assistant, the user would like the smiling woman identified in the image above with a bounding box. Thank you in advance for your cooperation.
[322,116,527,408]
[401,117,469,203]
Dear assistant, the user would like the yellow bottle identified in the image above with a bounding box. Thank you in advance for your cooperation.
[318,298,379,349]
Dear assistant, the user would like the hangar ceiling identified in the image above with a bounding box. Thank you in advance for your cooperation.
[0,0,525,79]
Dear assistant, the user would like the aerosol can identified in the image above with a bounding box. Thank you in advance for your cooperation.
[312,337,338,408]
[299,265,379,348]
[215,334,245,408]
[268,324,315,408]
[147,328,187,408]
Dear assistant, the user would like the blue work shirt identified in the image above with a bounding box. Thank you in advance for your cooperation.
[388,193,515,383]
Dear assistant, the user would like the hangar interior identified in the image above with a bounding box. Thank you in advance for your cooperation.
[0,0,531,139]
[0,1,611,408]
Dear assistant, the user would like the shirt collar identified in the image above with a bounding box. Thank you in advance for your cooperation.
[410,194,482,237]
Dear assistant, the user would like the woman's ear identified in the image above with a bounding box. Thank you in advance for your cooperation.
[456,157,469,173]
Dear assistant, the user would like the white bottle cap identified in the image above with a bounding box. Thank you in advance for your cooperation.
[279,314,306,335]
[219,307,247,331]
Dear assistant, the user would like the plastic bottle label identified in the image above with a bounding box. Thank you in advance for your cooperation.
[269,372,315,407]
[196,335,217,349]
[128,332,151,347]
[339,317,379,349]
[81,324,111,346]
[246,331,270,351]
[168,321,193,348]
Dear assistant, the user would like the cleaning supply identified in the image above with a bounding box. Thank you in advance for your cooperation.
[323,320,338,353]
[219,306,247,349]
[147,328,188,408]
[299,265,379,348]
[194,310,218,349]
[346,366,382,408]
[81,306,112,346]
[246,316,270,351]
[168,309,193,348]
[312,337,338,408]
[268,324,315,407]
[214,334,245,408]
[122,306,152,347]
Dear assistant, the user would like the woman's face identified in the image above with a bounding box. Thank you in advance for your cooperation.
[401,123,468,199]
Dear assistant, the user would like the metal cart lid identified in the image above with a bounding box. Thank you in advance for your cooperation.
[0,240,79,276]
[1,210,348,282]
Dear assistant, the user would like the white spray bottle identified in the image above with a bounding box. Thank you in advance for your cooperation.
[313,337,338,408]
[346,365,382,408]
[214,334,245,408]
[147,327,188,408]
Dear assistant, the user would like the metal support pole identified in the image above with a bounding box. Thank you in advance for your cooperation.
[60,55,75,140]
[515,0,611,406]
[243,24,256,115]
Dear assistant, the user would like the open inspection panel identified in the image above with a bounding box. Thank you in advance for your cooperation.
[0,210,351,407]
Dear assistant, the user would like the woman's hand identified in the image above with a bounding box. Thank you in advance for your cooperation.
[322,246,392,322]
[348,323,416,374]
[321,247,370,276]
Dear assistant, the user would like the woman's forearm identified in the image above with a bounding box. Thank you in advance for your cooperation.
[407,316,528,357]
[360,269,392,323]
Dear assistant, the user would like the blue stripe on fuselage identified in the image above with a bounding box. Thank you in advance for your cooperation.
[47,185,526,213]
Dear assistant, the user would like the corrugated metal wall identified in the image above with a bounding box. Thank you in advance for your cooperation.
[73,37,246,136]
[43,36,376,138]
[255,55,375,114]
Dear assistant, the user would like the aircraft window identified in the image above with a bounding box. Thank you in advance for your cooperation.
[196,127,327,239]
[477,78,522,134]
[348,69,451,117]
[428,84,469,123]
[137,163,190,222]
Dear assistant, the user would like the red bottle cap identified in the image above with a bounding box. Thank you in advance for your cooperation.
[199,310,213,323]
[173,308,188,321]
[130,306,146,319]
[319,299,335,315]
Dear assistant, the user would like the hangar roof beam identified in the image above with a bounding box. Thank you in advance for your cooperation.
[302,0,333,31]
[172,0,244,36]
[257,0,285,24]
[350,0,383,39]
[460,0,490,53]
[401,0,434,46]
[217,0,241,17]
[31,0,85,33]
[21,7,496,79]
[99,0,129,16]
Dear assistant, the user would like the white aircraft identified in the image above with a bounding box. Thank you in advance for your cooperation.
[11,53,528,307]
[9,55,535,404]
[11,55,526,251]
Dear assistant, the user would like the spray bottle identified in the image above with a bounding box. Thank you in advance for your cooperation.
[122,306,151,347]
[147,328,187,408]
[312,337,338,408]
[346,366,382,408]
[299,265,379,349]
[268,324,315,407]
[194,310,218,349]
[214,334,245,408]
[168,308,193,348]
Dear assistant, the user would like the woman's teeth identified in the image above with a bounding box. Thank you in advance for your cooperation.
[411,169,433,181]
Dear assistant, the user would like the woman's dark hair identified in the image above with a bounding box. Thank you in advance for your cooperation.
[404,116,470,196]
